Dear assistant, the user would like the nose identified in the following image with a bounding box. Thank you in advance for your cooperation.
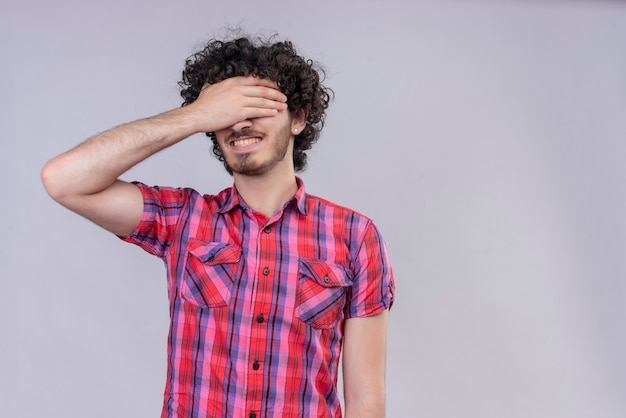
[230,119,253,133]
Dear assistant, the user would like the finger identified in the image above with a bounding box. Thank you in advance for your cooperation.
[243,97,288,111]
[238,75,279,88]
[243,107,281,120]
[243,86,288,103]
[238,77,287,99]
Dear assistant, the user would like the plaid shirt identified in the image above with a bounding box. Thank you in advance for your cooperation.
[123,178,395,418]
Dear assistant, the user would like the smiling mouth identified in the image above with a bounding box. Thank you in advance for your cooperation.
[231,137,261,148]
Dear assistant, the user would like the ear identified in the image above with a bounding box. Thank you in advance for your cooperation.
[290,109,307,135]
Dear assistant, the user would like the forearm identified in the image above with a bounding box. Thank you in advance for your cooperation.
[41,106,198,200]
[344,392,385,418]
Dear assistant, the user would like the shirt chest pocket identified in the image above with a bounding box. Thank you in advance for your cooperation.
[181,240,242,309]
[296,258,352,329]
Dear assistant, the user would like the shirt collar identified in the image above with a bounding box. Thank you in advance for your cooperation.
[292,177,308,215]
[218,176,308,215]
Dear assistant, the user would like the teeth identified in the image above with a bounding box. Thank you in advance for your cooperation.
[232,138,260,147]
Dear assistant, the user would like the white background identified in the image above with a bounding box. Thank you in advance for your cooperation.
[2,0,625,417]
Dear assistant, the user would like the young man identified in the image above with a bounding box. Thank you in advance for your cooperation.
[42,35,395,418]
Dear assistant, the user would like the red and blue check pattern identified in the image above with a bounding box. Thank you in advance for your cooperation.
[123,178,395,417]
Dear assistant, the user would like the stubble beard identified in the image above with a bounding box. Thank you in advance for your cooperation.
[224,123,292,176]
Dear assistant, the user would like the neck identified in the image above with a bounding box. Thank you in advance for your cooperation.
[233,168,298,220]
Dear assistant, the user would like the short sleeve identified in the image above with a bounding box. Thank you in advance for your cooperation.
[120,182,193,258]
[344,221,395,319]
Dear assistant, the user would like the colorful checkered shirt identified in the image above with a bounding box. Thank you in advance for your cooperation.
[122,178,395,418]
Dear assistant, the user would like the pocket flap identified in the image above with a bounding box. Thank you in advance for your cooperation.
[182,240,242,309]
[298,258,351,288]
[187,240,241,265]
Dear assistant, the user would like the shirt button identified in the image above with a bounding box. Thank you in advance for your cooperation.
[252,360,260,371]
[324,275,331,283]
[256,314,264,323]
[249,413,257,418]
[263,267,269,276]
[263,226,271,233]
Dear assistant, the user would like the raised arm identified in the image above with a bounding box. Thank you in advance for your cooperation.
[342,310,389,418]
[41,77,287,236]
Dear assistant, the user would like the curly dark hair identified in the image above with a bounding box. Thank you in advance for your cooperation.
[179,33,332,174]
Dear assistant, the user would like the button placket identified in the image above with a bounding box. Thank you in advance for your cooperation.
[248,221,275,417]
